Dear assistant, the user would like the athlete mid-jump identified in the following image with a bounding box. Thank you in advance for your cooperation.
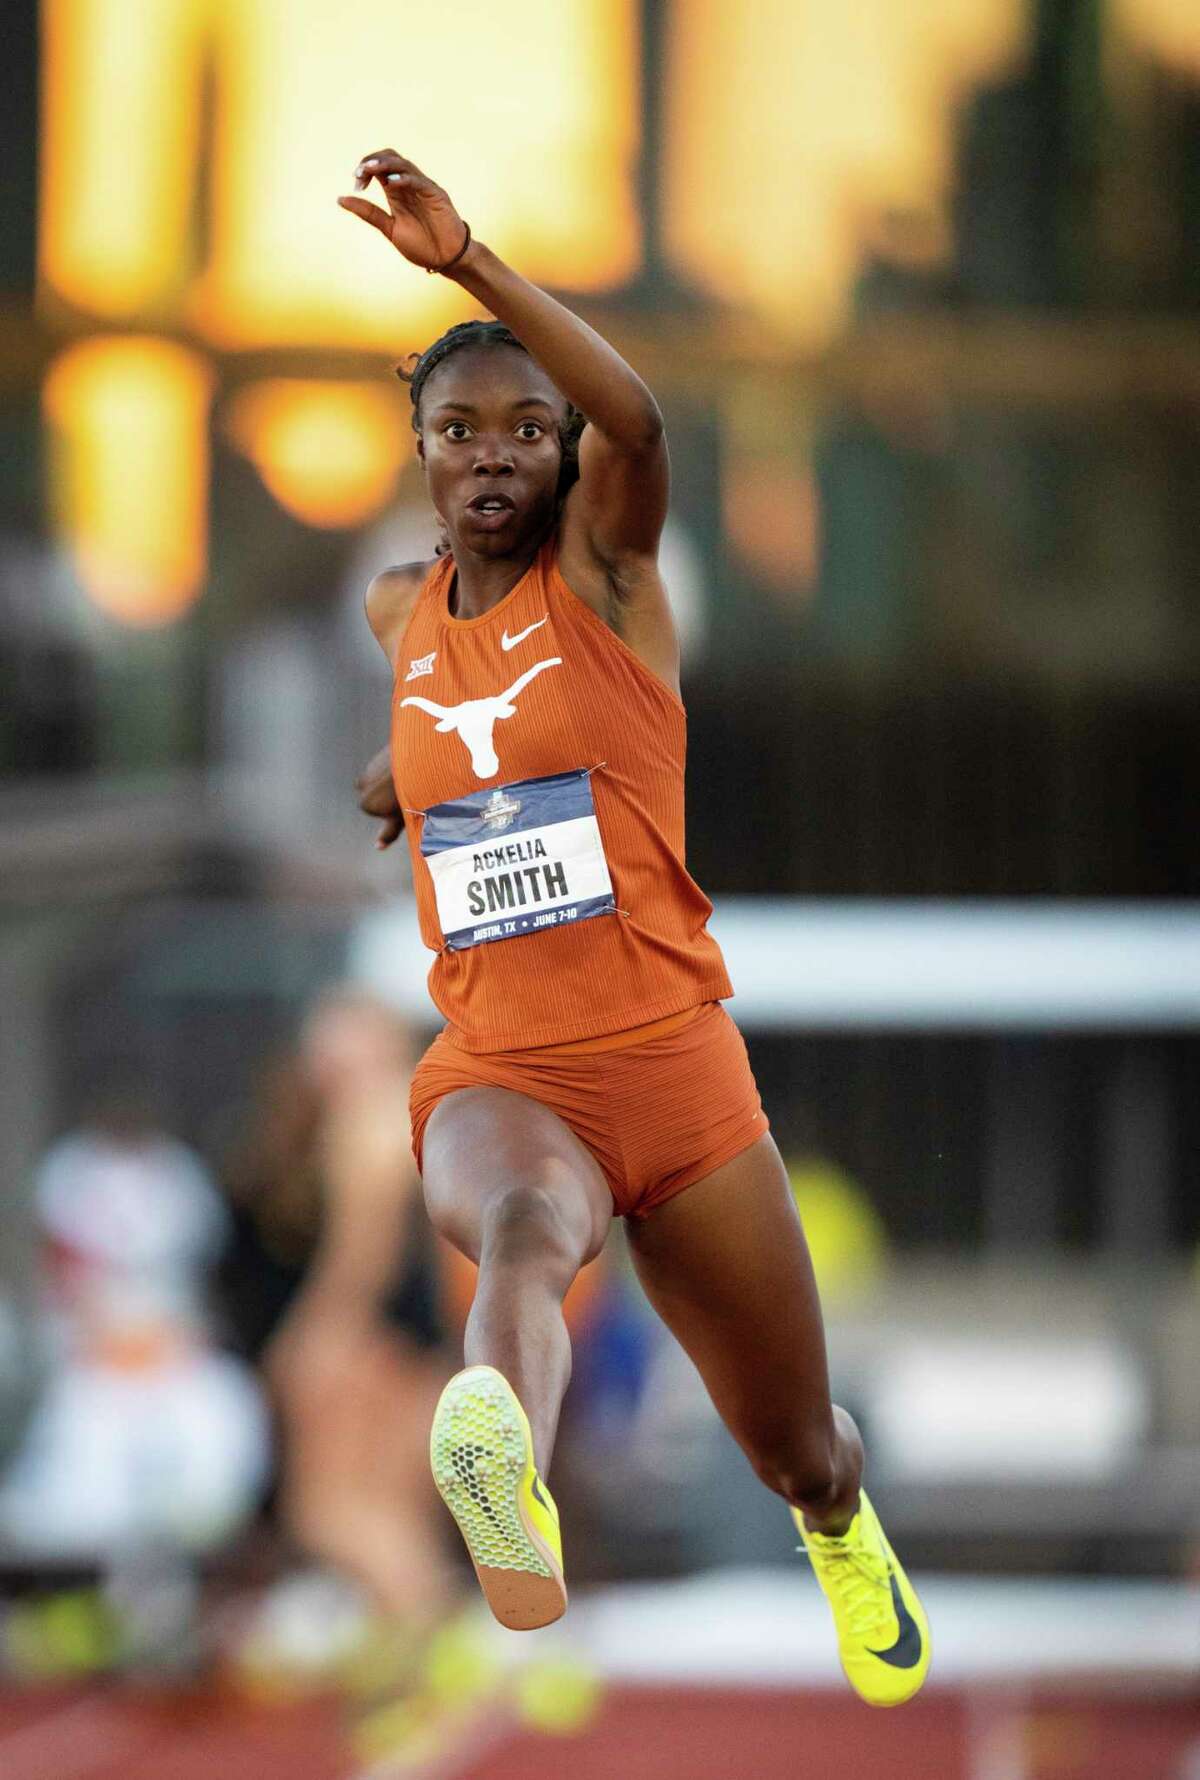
[342,150,930,1706]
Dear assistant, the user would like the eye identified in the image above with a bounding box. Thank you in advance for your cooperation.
[444,421,471,441]
[516,421,544,441]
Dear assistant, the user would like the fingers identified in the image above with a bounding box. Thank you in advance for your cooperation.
[337,194,393,234]
[354,149,425,190]
[376,815,403,850]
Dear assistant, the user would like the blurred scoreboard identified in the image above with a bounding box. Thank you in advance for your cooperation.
[49,0,1200,626]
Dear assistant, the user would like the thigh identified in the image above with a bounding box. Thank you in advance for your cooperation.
[625,1134,835,1451]
[421,1085,612,1266]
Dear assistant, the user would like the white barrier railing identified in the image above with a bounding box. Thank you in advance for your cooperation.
[350,899,1200,1030]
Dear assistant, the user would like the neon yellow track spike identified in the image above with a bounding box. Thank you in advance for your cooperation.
[430,1365,566,1632]
[794,1489,931,1707]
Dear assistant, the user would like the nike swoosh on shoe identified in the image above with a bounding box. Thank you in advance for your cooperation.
[867,1573,924,1670]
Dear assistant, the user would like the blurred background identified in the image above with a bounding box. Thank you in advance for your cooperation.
[0,0,1198,1775]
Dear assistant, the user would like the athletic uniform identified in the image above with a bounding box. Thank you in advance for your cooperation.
[400,535,931,1695]
[393,534,768,1216]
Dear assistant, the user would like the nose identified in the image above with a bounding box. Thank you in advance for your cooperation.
[472,438,514,476]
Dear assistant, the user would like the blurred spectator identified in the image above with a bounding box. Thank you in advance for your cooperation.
[221,987,455,1629]
[37,1089,229,1351]
[0,1089,267,1563]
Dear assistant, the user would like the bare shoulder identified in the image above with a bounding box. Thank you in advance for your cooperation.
[364,560,433,665]
[556,493,681,698]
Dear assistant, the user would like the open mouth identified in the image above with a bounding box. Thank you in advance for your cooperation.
[467,493,517,516]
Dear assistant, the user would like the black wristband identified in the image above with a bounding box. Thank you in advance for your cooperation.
[427,221,472,276]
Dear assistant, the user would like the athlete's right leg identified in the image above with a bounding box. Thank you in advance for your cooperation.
[419,1086,611,1628]
[419,1085,612,1475]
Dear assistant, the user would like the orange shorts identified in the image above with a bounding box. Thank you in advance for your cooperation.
[409,1001,769,1220]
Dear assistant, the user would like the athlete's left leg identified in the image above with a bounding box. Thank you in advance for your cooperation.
[626,1132,931,1705]
[625,1133,861,1531]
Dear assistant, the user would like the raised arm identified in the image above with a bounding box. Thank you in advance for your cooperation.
[447,239,668,567]
[339,153,676,683]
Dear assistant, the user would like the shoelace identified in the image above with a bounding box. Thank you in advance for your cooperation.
[801,1539,894,1640]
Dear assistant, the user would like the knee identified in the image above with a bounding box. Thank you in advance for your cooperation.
[480,1183,578,1272]
[746,1425,839,1510]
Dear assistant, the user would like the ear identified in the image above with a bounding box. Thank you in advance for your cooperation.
[416,433,426,464]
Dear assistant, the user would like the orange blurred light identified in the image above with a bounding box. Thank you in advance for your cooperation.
[224,380,410,529]
[196,0,641,349]
[1112,0,1200,76]
[39,0,206,316]
[44,339,212,626]
[666,0,1024,344]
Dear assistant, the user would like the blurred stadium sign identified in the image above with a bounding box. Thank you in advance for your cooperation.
[39,0,640,343]
[665,0,1025,343]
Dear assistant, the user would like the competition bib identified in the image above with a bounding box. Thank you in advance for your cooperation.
[420,769,616,951]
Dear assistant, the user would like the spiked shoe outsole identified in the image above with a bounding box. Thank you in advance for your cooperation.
[430,1367,566,1631]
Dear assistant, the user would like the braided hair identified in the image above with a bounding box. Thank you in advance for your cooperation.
[398,319,584,514]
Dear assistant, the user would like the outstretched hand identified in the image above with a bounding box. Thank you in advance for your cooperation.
[338,150,468,271]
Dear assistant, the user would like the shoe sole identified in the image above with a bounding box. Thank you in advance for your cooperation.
[430,1367,566,1632]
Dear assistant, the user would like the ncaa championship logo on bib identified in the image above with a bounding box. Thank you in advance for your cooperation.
[420,770,616,951]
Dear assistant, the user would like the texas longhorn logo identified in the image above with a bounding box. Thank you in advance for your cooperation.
[400,658,562,779]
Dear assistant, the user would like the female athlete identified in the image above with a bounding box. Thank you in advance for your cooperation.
[340,151,929,1706]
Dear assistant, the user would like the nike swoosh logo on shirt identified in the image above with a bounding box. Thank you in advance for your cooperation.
[500,616,548,651]
[866,1573,924,1670]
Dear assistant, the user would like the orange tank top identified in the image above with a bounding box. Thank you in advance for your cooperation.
[389,536,732,1053]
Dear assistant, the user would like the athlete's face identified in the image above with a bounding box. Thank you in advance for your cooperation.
[418,346,568,557]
